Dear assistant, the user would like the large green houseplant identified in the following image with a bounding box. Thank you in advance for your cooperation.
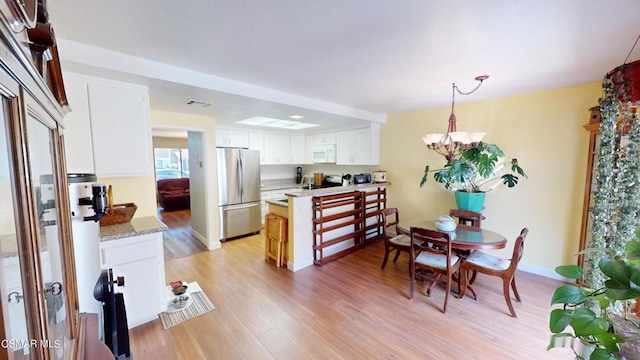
[548,234,640,359]
[419,142,527,211]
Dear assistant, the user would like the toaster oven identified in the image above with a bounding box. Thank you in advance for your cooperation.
[353,173,372,184]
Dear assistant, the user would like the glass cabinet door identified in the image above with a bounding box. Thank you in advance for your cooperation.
[0,97,31,358]
[25,112,70,359]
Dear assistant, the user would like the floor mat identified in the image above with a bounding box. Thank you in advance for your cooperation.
[158,284,215,329]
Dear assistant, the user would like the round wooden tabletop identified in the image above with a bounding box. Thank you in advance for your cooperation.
[397,219,507,251]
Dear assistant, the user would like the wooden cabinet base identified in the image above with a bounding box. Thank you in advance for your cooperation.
[75,313,114,360]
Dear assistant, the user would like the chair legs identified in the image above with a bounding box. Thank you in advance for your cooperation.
[381,246,391,269]
[458,269,477,300]
[392,249,401,262]
[381,247,402,269]
[511,276,521,302]
[503,278,517,318]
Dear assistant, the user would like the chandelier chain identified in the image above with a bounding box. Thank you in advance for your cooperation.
[451,78,486,112]
[623,33,640,64]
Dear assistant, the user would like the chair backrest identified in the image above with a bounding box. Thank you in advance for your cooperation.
[409,226,453,267]
[382,207,399,238]
[507,228,529,272]
[449,209,482,228]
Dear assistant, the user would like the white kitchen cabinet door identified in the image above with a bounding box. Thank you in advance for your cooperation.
[336,126,380,165]
[216,129,249,148]
[351,128,371,165]
[336,130,355,164]
[100,232,165,328]
[248,132,265,164]
[313,132,336,145]
[264,133,291,164]
[290,135,307,164]
[62,75,95,174]
[88,81,152,177]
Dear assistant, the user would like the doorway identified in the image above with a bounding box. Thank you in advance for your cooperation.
[152,128,208,259]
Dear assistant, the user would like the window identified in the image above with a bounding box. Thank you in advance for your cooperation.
[153,148,189,179]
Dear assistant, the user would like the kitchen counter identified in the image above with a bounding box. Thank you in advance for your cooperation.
[260,178,300,191]
[286,182,391,197]
[280,182,390,272]
[100,216,167,241]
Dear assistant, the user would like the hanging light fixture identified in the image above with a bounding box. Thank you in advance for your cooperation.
[422,75,489,163]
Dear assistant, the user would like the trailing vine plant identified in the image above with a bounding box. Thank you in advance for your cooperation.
[585,79,619,292]
[585,79,640,308]
[612,103,640,250]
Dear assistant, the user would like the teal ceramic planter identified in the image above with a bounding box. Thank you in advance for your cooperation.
[454,191,485,213]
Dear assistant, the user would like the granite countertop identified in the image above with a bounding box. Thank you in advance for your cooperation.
[266,198,289,207]
[286,182,391,197]
[100,216,168,241]
[261,178,301,191]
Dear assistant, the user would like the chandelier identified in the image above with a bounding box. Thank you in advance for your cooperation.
[422,75,489,163]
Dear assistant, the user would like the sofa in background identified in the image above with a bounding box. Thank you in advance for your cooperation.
[157,178,190,211]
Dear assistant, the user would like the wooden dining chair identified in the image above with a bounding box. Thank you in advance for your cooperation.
[380,208,412,269]
[409,226,461,313]
[449,209,483,228]
[458,227,529,318]
[449,208,483,285]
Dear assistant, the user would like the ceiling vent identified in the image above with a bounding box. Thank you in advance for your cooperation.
[185,99,212,107]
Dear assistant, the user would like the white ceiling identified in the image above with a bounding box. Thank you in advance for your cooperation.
[47,0,640,133]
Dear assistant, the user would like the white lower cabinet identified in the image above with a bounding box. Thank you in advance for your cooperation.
[99,232,166,328]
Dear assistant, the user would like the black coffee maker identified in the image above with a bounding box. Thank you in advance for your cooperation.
[296,167,302,184]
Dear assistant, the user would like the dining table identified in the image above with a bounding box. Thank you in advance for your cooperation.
[396,219,508,299]
[396,219,507,251]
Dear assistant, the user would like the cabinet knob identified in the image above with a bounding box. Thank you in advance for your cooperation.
[44,281,63,296]
[7,291,23,303]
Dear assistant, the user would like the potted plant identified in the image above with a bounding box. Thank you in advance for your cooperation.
[548,233,640,359]
[419,142,527,212]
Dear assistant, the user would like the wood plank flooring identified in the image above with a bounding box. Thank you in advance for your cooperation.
[157,208,206,260]
[129,232,574,359]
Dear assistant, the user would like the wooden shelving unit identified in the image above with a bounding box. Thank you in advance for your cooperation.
[312,188,386,265]
[363,188,387,244]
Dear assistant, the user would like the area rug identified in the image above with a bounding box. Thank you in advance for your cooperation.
[158,286,215,329]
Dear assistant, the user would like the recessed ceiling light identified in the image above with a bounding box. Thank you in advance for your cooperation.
[289,115,304,119]
[236,116,319,130]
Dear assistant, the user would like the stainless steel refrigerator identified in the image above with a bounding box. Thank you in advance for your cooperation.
[217,148,261,240]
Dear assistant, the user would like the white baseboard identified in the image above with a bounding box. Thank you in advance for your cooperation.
[518,262,566,281]
[191,229,221,250]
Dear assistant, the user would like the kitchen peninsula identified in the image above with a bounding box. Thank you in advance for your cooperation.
[266,182,389,271]
[99,216,167,327]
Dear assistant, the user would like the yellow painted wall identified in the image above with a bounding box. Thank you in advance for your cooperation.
[381,82,602,274]
[97,175,157,217]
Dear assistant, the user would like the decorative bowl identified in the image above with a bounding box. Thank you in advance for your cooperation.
[172,284,188,295]
[436,221,456,232]
[438,215,455,223]
[171,295,190,309]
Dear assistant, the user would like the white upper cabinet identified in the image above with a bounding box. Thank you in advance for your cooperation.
[62,75,94,174]
[290,135,307,164]
[264,133,291,164]
[336,125,380,165]
[89,81,152,177]
[313,132,336,145]
[63,73,152,177]
[216,129,249,148]
[248,132,265,164]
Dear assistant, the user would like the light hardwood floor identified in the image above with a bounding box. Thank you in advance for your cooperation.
[129,232,574,359]
[157,208,206,260]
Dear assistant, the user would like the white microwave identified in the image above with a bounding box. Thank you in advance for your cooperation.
[312,145,336,163]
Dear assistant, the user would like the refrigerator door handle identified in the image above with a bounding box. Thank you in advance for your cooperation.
[237,156,242,199]
[221,203,260,211]
[238,156,244,198]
